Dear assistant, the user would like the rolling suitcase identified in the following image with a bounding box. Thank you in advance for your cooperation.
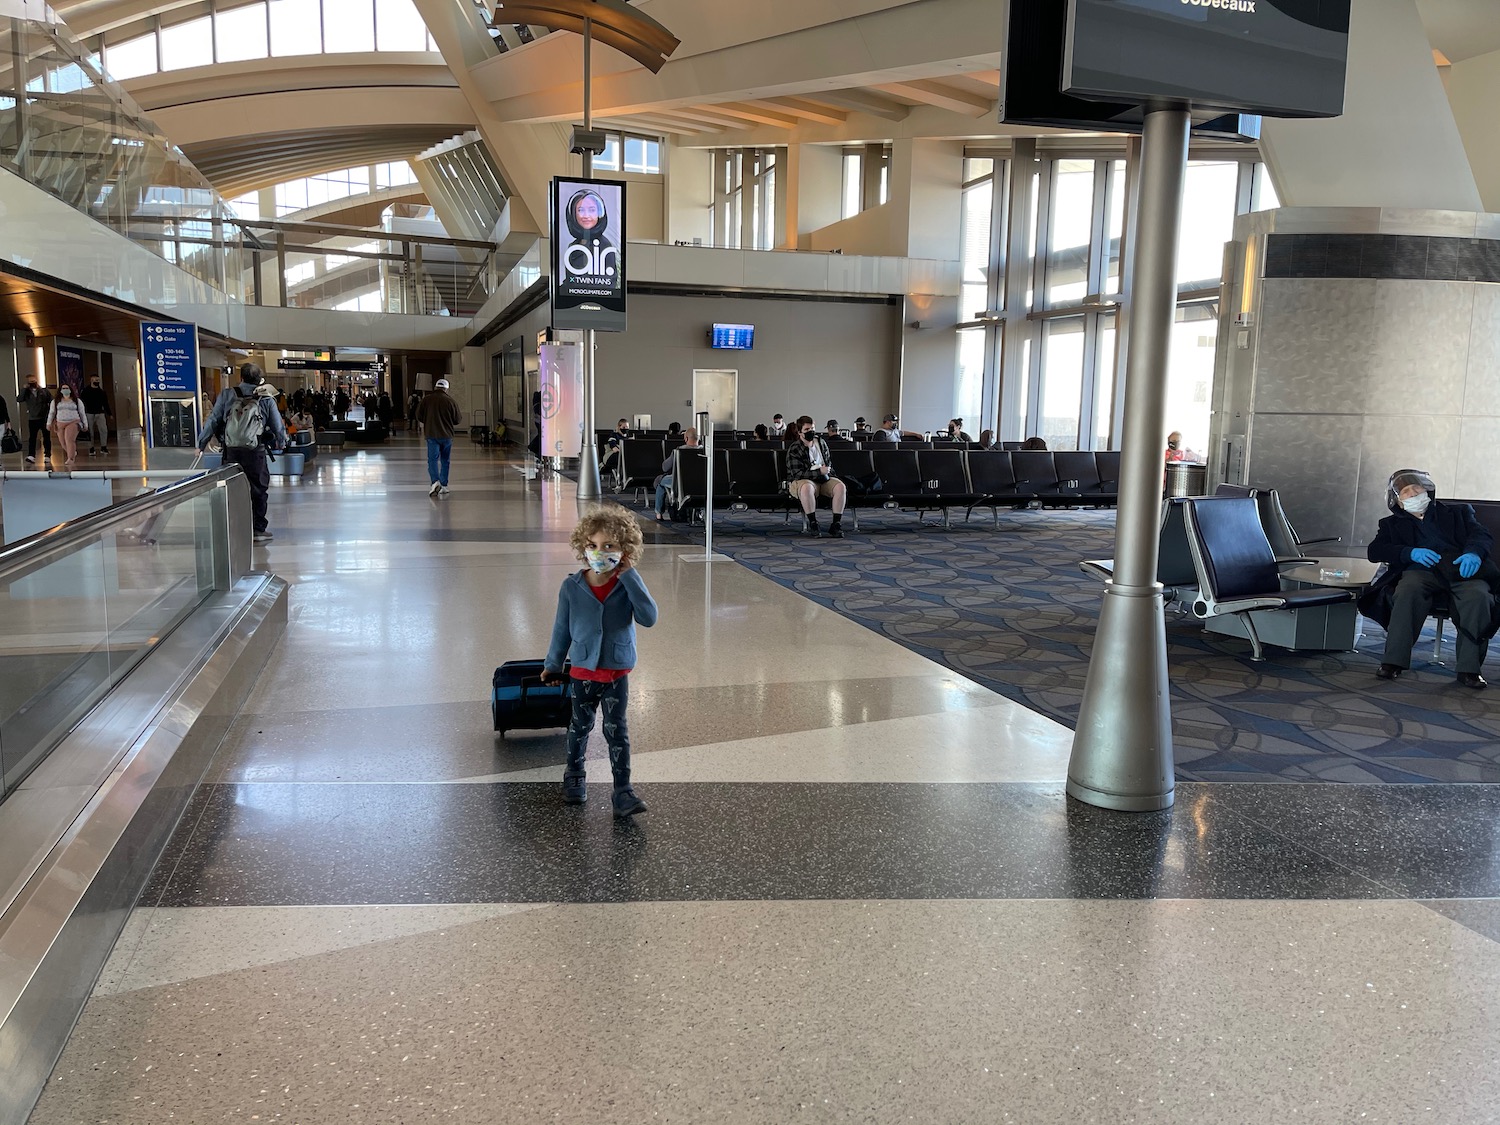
[470,410,490,444]
[492,659,572,737]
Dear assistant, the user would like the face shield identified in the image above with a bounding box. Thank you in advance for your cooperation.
[1386,468,1436,515]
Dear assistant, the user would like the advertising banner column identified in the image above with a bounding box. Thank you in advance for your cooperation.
[141,321,200,448]
[549,177,627,501]
[538,341,583,459]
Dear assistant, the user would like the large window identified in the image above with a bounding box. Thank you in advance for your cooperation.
[325,0,376,53]
[963,147,1277,450]
[592,132,661,175]
[960,158,994,322]
[1044,159,1095,306]
[106,34,157,80]
[1177,161,1240,288]
[840,144,891,220]
[216,4,269,62]
[709,147,781,250]
[100,0,439,78]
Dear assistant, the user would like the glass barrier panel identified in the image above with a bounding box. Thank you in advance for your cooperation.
[0,485,218,799]
[0,534,114,794]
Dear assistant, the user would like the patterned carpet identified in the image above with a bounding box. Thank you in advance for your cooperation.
[672,506,1500,784]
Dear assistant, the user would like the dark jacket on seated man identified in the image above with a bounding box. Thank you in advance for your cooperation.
[1359,470,1500,676]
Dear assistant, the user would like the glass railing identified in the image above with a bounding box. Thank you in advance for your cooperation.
[236,218,501,317]
[0,16,246,297]
[0,466,250,801]
[0,14,505,318]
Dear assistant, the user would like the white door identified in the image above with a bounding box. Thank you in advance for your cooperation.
[692,369,738,432]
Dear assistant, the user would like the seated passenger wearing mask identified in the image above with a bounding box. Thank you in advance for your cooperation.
[786,415,846,538]
[1362,469,1500,688]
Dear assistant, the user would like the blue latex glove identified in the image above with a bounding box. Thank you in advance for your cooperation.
[1457,552,1482,579]
[1410,547,1441,568]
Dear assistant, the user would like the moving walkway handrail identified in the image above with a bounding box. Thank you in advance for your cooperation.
[0,465,243,584]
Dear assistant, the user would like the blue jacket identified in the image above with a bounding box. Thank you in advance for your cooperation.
[545,567,658,673]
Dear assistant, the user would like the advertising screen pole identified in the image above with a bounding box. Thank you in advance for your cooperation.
[1066,106,1189,812]
[574,15,603,503]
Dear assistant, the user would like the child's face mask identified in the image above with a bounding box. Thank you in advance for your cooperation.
[585,548,622,574]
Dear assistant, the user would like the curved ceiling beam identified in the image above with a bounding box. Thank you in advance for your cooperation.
[148,86,475,147]
[185,126,463,194]
[492,0,680,72]
[122,55,457,114]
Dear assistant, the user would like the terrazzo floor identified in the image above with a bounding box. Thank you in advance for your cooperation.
[29,439,1500,1124]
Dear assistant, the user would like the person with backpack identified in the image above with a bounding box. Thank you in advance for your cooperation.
[198,363,288,543]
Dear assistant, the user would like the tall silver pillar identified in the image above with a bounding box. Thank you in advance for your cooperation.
[576,328,602,502]
[1066,107,1190,813]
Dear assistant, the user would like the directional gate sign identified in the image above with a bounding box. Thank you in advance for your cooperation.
[141,321,200,395]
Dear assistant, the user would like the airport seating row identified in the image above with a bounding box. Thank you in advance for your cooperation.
[656,447,1123,527]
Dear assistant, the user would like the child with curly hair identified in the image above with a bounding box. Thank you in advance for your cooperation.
[542,505,658,815]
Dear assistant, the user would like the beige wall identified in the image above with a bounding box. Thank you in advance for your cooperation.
[485,291,901,436]
[1261,0,1482,210]
[1446,49,1500,213]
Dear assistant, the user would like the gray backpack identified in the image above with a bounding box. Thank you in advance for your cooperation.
[223,390,266,449]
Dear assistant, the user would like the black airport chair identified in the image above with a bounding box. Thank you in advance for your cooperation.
[1080,497,1200,607]
[727,449,794,516]
[671,448,732,521]
[1011,450,1059,503]
[917,449,976,528]
[1182,496,1353,661]
[619,439,665,503]
[826,448,887,528]
[869,449,932,518]
[1093,450,1122,503]
[1053,451,1102,506]
[965,451,1023,523]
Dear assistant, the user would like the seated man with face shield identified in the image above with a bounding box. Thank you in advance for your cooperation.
[1361,469,1500,688]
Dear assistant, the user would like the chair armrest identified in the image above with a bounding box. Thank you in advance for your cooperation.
[1079,559,1114,582]
[1274,558,1319,568]
[1295,535,1341,546]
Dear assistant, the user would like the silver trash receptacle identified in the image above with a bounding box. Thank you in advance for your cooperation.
[1164,461,1207,497]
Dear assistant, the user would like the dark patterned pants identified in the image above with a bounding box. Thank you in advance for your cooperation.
[565,675,632,789]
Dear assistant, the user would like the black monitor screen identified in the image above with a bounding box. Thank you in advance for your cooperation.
[1001,0,1263,134]
[1063,0,1349,119]
[710,324,755,350]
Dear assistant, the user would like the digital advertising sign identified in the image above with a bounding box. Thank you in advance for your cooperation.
[550,177,627,333]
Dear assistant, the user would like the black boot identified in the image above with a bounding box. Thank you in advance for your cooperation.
[561,742,588,804]
[612,764,647,817]
[803,512,820,537]
[828,514,845,538]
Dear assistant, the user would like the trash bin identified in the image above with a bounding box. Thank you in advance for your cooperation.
[1164,461,1207,497]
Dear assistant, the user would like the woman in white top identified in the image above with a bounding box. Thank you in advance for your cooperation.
[48,384,87,468]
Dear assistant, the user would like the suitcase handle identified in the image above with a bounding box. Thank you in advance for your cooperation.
[518,674,568,702]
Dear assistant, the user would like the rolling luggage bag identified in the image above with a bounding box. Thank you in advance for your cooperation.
[470,410,490,444]
[492,660,571,736]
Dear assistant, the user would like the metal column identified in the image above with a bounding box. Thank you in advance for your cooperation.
[1066,108,1190,813]
[574,15,603,503]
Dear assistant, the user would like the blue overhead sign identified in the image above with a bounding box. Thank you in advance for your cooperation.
[141,321,199,395]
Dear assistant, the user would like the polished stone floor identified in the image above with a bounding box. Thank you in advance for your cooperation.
[29,439,1500,1124]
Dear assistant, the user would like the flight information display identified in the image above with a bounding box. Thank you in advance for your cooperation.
[710,323,755,350]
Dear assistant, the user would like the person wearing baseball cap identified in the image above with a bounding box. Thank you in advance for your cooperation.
[416,377,462,496]
[874,413,902,443]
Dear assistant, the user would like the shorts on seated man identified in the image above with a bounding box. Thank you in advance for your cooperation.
[1363,469,1500,689]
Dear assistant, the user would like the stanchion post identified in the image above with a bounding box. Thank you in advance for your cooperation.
[697,410,713,554]
[1066,106,1191,813]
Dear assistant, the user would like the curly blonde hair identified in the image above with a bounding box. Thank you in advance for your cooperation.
[569,504,644,563]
